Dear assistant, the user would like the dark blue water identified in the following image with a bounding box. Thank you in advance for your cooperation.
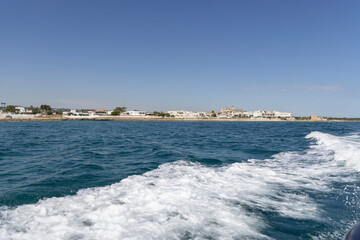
[0,121,359,239]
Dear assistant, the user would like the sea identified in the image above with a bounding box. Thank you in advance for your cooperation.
[0,121,359,240]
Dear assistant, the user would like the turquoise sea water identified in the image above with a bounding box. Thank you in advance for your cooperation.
[0,121,360,239]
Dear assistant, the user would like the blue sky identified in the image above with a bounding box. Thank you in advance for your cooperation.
[1,0,359,117]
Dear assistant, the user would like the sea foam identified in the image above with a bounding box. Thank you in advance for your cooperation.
[306,131,360,171]
[0,131,359,240]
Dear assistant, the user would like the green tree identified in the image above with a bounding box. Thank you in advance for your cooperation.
[111,110,120,116]
[5,105,16,113]
[114,107,127,113]
[211,111,217,118]
[40,105,51,111]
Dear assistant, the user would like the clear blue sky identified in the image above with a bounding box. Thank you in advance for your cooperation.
[1,0,359,117]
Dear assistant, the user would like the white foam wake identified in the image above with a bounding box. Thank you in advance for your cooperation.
[0,131,359,240]
[306,131,360,171]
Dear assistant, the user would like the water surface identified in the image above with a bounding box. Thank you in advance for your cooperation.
[0,121,359,239]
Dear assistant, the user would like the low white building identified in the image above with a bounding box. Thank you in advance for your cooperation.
[218,113,232,118]
[241,111,253,118]
[24,108,33,114]
[246,110,293,119]
[251,111,263,118]
[167,111,185,117]
[63,109,83,116]
[262,111,276,118]
[15,106,26,113]
[167,111,199,118]
[195,112,209,118]
[126,110,146,116]
[88,110,108,116]
[274,111,292,119]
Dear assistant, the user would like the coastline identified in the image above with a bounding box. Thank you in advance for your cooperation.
[0,116,358,122]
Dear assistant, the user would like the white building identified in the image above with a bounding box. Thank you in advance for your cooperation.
[167,111,185,117]
[167,111,199,118]
[242,111,253,118]
[262,111,276,118]
[126,110,146,116]
[252,111,263,118]
[24,108,33,114]
[218,113,232,118]
[243,110,293,119]
[63,109,82,116]
[94,110,108,116]
[15,106,25,113]
[195,112,209,118]
[274,111,292,119]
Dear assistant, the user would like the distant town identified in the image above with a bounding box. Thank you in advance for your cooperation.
[1,102,357,121]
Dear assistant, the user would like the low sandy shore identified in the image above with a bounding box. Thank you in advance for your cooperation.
[0,116,356,122]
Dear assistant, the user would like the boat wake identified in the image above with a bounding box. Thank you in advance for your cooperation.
[0,131,359,240]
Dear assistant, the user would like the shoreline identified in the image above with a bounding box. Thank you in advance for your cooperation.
[0,116,358,122]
